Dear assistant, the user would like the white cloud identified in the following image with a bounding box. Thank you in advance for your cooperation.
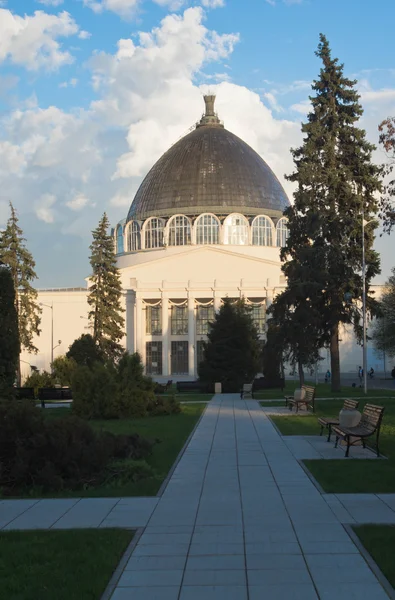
[37,0,64,5]
[66,193,90,211]
[201,0,225,8]
[35,193,56,223]
[59,77,78,88]
[290,99,310,114]
[0,9,80,70]
[153,0,185,10]
[78,30,91,40]
[83,0,140,19]
[266,0,303,5]
[264,92,283,113]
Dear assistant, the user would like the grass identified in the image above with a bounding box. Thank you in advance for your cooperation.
[0,529,133,600]
[269,398,395,493]
[175,393,213,402]
[352,525,395,589]
[35,402,205,498]
[255,381,395,400]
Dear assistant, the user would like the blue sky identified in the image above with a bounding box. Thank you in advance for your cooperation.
[1,0,394,286]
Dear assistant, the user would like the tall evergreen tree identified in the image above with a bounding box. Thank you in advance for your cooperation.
[198,298,261,392]
[0,266,20,396]
[88,213,125,362]
[378,117,395,232]
[283,34,381,391]
[0,203,41,385]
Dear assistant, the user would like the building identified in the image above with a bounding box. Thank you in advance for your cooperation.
[20,96,388,381]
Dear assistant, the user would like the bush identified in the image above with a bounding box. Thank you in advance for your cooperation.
[148,395,181,416]
[23,370,54,397]
[0,400,155,494]
[51,356,77,387]
[66,334,104,368]
[72,363,118,419]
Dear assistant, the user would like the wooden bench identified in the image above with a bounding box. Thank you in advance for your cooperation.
[240,383,254,399]
[318,399,359,442]
[332,403,385,457]
[285,385,315,413]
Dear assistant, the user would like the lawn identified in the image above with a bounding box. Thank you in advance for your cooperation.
[269,398,395,493]
[255,381,395,400]
[352,525,395,589]
[0,529,133,600]
[16,403,205,498]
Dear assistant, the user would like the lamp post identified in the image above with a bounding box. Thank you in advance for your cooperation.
[40,302,54,370]
[361,213,376,396]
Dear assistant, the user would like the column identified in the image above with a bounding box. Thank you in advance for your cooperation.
[213,291,221,313]
[162,294,170,376]
[266,288,274,310]
[125,290,135,353]
[188,295,195,377]
[135,296,143,358]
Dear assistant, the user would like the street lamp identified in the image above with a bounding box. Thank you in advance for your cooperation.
[361,214,377,395]
[40,302,54,370]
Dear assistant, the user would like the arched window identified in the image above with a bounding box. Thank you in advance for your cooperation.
[168,215,191,246]
[196,214,220,245]
[252,216,273,246]
[116,224,124,254]
[144,218,164,249]
[128,221,141,251]
[223,214,249,245]
[276,217,289,247]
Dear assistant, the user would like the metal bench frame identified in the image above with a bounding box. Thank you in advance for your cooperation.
[285,385,315,413]
[318,399,359,442]
[333,403,385,457]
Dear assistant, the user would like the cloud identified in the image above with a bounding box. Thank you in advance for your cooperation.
[35,193,56,223]
[263,92,283,113]
[37,0,64,5]
[78,30,91,40]
[83,0,140,18]
[59,77,78,88]
[266,0,303,5]
[0,9,80,70]
[66,193,91,211]
[290,99,310,114]
[201,0,225,7]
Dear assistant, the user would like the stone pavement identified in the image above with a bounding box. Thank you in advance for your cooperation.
[110,396,391,599]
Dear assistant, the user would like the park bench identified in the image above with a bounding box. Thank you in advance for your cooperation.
[332,403,385,457]
[285,385,315,413]
[155,380,173,394]
[240,383,254,399]
[15,387,35,400]
[318,399,359,442]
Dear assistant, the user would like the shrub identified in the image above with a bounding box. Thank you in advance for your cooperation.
[51,356,77,387]
[0,400,155,494]
[23,370,54,397]
[148,395,181,416]
[72,363,118,419]
[66,334,104,368]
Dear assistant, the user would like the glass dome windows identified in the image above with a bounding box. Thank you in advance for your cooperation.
[223,214,249,245]
[116,224,124,254]
[252,216,273,246]
[276,217,289,247]
[127,221,141,251]
[144,218,164,249]
[168,215,191,246]
[196,214,220,245]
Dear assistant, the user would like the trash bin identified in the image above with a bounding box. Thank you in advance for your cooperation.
[215,382,222,394]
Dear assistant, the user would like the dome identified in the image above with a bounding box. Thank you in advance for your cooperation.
[127,96,289,222]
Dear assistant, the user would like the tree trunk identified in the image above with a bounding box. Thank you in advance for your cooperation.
[330,322,341,392]
[16,357,21,388]
[298,360,305,387]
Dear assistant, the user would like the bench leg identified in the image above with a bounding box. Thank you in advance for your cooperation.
[327,425,332,443]
[334,435,339,449]
[319,425,324,436]
[345,435,351,458]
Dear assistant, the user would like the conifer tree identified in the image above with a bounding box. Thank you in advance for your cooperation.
[283,34,381,391]
[88,213,125,362]
[378,117,395,232]
[0,203,41,384]
[198,298,261,392]
[0,266,20,395]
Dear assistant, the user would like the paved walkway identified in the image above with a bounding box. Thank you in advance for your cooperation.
[109,396,391,599]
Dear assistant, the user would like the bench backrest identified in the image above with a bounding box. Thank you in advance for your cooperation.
[243,384,253,393]
[343,399,359,411]
[360,403,385,431]
[302,385,315,401]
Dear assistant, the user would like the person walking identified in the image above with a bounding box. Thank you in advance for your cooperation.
[358,366,363,387]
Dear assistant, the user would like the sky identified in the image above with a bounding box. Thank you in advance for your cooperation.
[0,0,394,287]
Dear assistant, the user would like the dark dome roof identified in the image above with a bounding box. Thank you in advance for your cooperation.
[127,96,289,222]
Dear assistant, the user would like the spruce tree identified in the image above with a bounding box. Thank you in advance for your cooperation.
[378,117,395,232]
[0,203,41,385]
[88,213,125,362]
[198,298,261,392]
[283,34,381,392]
[0,266,20,396]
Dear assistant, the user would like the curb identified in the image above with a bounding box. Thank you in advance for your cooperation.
[101,527,144,600]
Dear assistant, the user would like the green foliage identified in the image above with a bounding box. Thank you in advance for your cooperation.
[0,399,154,494]
[66,334,104,368]
[198,298,261,392]
[282,35,382,392]
[51,356,77,386]
[262,320,283,384]
[378,117,395,233]
[23,370,53,397]
[88,213,125,362]
[71,363,117,419]
[372,267,395,358]
[0,267,20,396]
[0,203,41,361]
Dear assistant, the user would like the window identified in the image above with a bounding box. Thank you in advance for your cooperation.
[252,216,273,246]
[196,214,220,245]
[250,303,266,334]
[276,218,289,248]
[146,305,162,335]
[171,304,188,335]
[116,225,124,254]
[145,218,164,249]
[168,215,191,246]
[146,342,162,375]
[196,304,215,335]
[128,221,141,251]
[196,340,205,371]
[171,341,188,375]
[223,214,249,245]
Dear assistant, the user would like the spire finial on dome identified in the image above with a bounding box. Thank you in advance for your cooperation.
[196,94,224,129]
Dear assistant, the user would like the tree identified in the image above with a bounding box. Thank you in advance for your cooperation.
[51,356,77,387]
[198,298,261,392]
[378,117,395,233]
[88,213,125,362]
[372,267,395,359]
[0,267,20,396]
[66,334,104,368]
[282,34,381,392]
[0,203,41,384]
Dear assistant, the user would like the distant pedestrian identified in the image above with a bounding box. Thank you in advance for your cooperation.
[325,369,331,383]
[358,366,363,387]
